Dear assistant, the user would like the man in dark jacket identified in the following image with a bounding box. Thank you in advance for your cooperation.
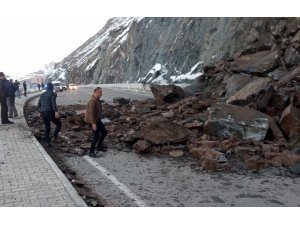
[23,81,27,97]
[38,82,61,147]
[7,79,18,118]
[0,72,13,124]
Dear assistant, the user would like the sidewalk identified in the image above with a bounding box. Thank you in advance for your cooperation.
[0,92,86,206]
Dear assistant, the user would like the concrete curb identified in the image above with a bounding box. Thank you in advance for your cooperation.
[23,93,87,207]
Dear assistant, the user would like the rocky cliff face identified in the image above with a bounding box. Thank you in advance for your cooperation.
[47,17,300,84]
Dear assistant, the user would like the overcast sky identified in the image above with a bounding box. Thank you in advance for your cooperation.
[0,0,294,79]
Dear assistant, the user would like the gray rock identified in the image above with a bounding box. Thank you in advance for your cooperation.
[226,74,253,97]
[169,150,184,158]
[150,84,185,103]
[289,163,300,175]
[204,103,269,141]
[113,97,130,106]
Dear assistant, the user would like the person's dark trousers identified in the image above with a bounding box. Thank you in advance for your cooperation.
[24,89,27,97]
[0,96,9,123]
[41,111,62,143]
[90,119,107,153]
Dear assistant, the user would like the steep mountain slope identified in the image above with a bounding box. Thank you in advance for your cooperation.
[47,17,300,84]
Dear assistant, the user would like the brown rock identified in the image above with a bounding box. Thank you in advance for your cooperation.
[197,140,219,148]
[230,50,278,74]
[72,125,81,131]
[283,47,300,67]
[234,146,256,158]
[226,74,253,97]
[220,138,238,150]
[142,111,162,118]
[226,78,273,109]
[244,155,266,171]
[106,125,117,133]
[125,130,144,142]
[275,66,300,89]
[271,93,289,110]
[266,115,286,143]
[80,143,91,149]
[169,150,184,158]
[204,103,269,141]
[161,111,175,118]
[190,147,223,159]
[191,99,219,110]
[150,84,185,103]
[280,105,300,138]
[133,140,151,153]
[141,120,189,145]
[200,158,220,171]
[292,92,300,106]
[292,30,300,43]
[265,151,300,167]
[184,121,202,130]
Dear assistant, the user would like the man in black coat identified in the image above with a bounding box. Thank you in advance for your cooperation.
[38,82,62,147]
[0,72,13,124]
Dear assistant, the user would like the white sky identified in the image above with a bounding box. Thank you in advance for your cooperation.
[0,0,297,79]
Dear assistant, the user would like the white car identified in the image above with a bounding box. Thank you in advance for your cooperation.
[69,83,77,90]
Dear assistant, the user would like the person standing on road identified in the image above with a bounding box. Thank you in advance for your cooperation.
[84,87,107,158]
[23,81,27,97]
[0,72,14,124]
[13,80,21,98]
[38,82,62,147]
[7,79,18,118]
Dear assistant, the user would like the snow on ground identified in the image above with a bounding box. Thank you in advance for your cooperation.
[170,62,203,83]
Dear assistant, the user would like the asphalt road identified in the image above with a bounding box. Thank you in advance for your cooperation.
[53,86,300,206]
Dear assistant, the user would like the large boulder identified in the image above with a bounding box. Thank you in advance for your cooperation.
[204,103,269,141]
[141,120,189,145]
[226,77,273,109]
[150,84,185,103]
[230,50,279,74]
[280,105,300,139]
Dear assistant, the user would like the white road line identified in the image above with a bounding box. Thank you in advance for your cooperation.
[83,156,147,207]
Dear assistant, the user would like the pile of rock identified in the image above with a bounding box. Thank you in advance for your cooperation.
[102,25,300,173]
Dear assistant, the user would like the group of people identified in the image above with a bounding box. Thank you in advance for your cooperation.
[38,82,107,157]
[0,72,19,124]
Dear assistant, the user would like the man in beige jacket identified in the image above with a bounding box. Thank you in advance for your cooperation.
[84,87,107,157]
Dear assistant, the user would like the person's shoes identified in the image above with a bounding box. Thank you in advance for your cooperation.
[89,152,100,158]
[3,120,14,124]
[45,142,52,148]
[97,146,107,152]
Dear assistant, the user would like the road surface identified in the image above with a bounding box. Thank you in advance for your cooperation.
[34,86,300,206]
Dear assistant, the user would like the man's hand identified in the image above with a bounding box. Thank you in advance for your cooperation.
[39,112,42,118]
[92,124,97,131]
[55,112,60,119]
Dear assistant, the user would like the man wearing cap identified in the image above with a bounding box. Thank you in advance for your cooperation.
[38,82,62,147]
[0,72,14,124]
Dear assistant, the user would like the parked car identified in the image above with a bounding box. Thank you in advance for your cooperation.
[61,83,68,90]
[52,81,63,92]
[68,83,77,90]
